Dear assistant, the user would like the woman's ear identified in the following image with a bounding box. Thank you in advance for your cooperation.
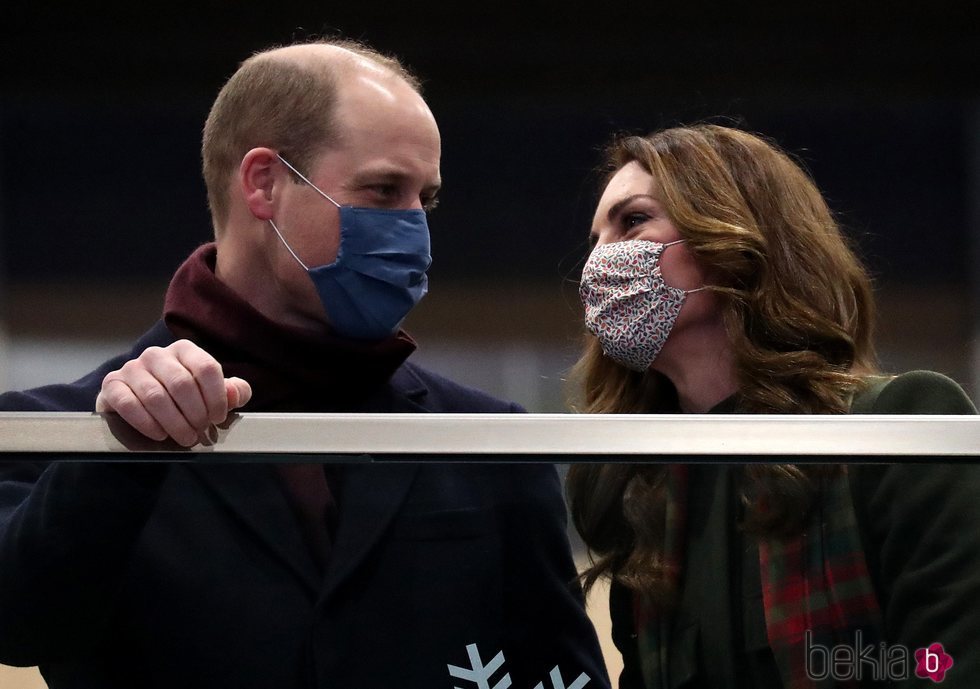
[238,148,280,221]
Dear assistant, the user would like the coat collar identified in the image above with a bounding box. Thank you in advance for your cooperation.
[186,365,431,599]
[141,317,434,599]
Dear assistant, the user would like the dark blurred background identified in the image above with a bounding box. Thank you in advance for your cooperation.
[3,2,979,407]
[3,6,979,683]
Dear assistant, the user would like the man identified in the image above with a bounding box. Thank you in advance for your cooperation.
[0,40,608,689]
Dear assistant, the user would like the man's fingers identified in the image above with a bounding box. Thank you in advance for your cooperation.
[171,340,228,424]
[103,364,201,447]
[139,345,212,432]
[96,340,244,446]
[225,377,253,411]
[97,378,171,442]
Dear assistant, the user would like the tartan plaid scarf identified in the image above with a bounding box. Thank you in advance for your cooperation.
[634,463,883,688]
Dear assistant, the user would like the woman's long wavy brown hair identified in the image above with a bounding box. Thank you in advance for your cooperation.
[566,125,878,603]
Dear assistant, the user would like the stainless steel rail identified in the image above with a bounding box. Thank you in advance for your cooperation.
[0,412,977,459]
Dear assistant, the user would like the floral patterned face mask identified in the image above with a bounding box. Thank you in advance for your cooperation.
[579,238,705,371]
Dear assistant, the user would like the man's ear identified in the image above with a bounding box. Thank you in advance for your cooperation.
[239,148,281,221]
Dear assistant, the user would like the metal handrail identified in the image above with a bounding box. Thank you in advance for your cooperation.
[0,412,977,460]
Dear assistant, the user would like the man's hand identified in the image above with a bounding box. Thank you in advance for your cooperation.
[95,340,252,447]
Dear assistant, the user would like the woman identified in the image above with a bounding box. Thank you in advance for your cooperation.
[566,124,979,689]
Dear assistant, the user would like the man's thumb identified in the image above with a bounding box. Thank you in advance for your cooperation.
[225,377,253,410]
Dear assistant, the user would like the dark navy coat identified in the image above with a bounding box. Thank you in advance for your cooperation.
[0,322,609,689]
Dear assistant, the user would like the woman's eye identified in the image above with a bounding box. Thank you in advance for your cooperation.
[624,212,649,229]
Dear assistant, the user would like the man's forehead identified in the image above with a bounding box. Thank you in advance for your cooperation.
[347,73,405,107]
[334,71,429,117]
[331,83,440,160]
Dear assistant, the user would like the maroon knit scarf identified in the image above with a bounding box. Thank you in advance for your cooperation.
[162,243,417,568]
[162,243,417,412]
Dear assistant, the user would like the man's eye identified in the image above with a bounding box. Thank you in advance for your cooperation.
[371,184,399,198]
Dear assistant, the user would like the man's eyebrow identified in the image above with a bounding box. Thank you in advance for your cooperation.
[350,169,409,184]
[351,169,441,195]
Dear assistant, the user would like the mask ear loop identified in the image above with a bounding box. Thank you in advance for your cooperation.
[268,219,310,271]
[660,238,709,295]
[268,154,344,272]
[276,154,342,208]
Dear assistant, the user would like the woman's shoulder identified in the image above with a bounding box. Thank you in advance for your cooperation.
[853,370,978,415]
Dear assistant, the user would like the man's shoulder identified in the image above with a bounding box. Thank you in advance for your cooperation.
[394,361,525,414]
[0,322,174,412]
[0,358,126,412]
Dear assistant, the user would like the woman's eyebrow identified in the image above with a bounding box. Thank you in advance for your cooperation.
[605,194,658,223]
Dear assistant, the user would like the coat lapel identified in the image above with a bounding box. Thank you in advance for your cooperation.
[318,368,429,603]
[695,465,738,688]
[188,364,431,604]
[188,463,324,596]
[318,462,419,604]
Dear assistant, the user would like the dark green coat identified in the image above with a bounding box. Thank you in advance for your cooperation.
[611,371,979,688]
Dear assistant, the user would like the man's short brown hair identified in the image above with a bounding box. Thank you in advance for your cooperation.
[201,39,421,232]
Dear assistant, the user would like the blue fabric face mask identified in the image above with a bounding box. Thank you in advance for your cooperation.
[269,155,431,340]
